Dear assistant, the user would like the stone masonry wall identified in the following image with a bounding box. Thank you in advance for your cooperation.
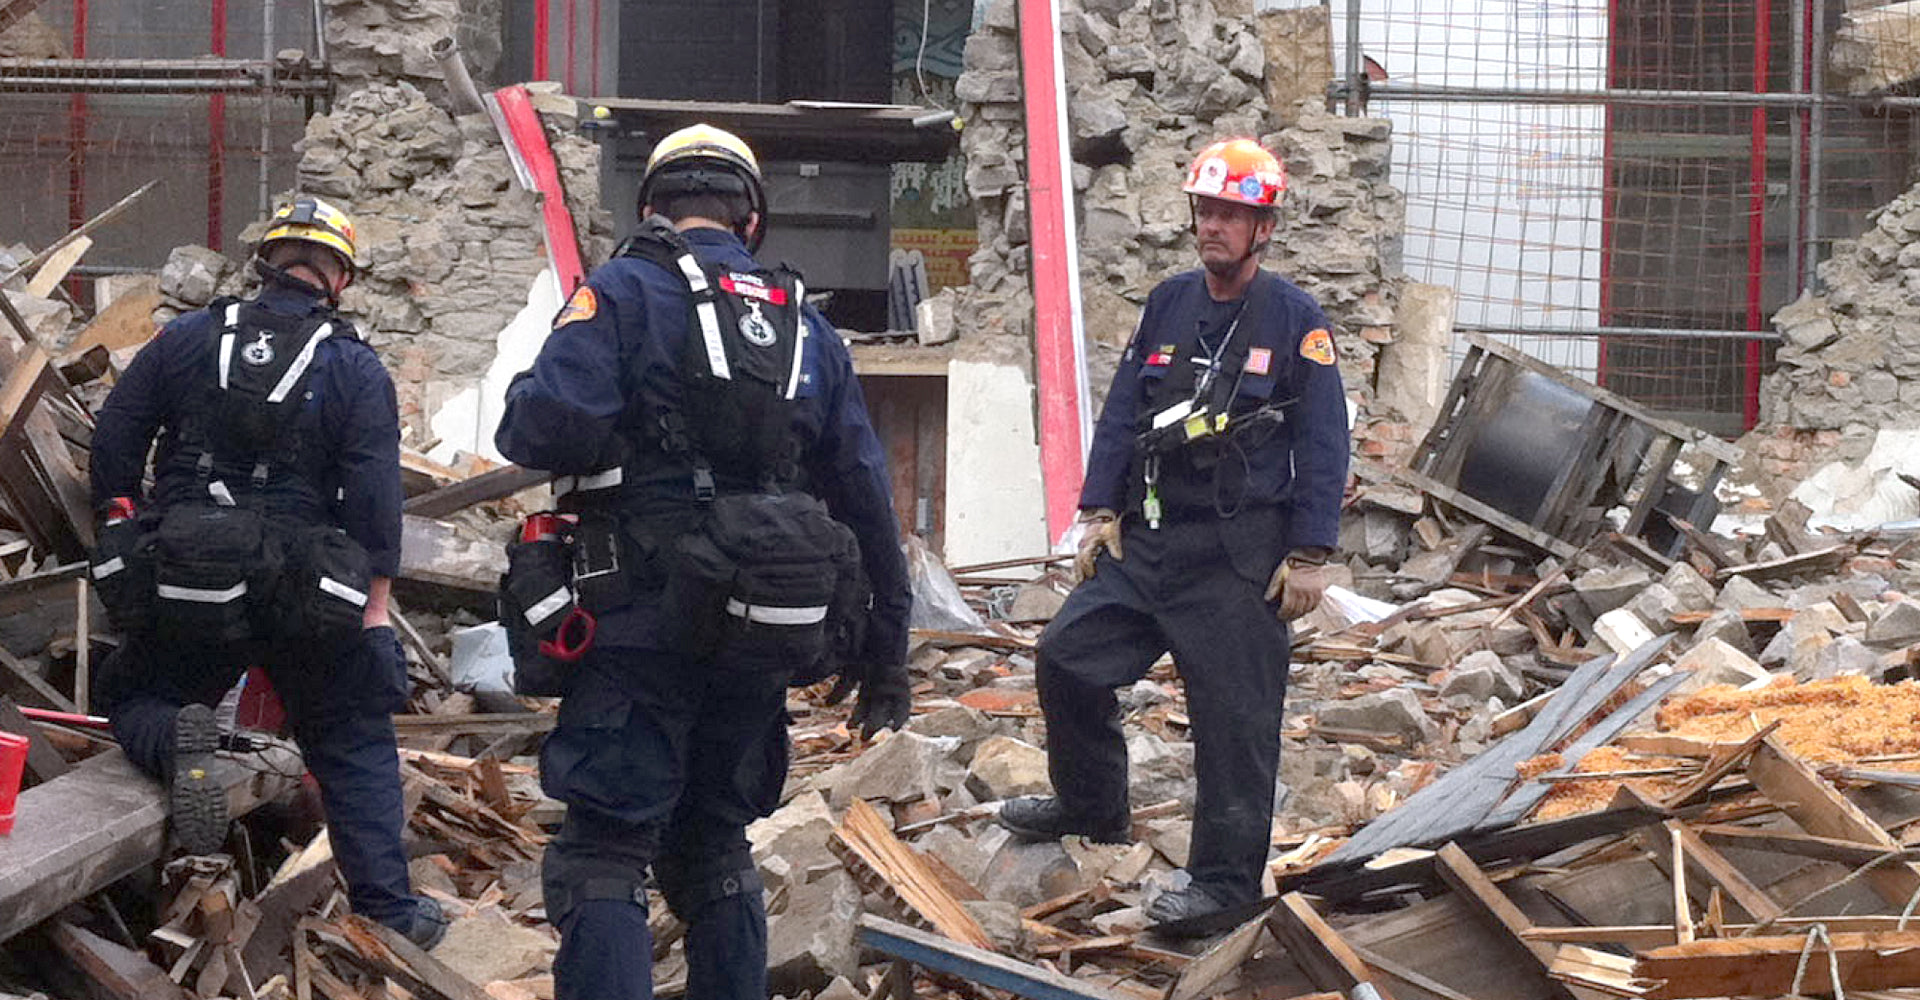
[1755,178,1920,487]
[949,0,1407,458]
[324,0,503,105]
[283,82,612,437]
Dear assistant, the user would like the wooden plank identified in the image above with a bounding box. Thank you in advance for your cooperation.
[47,920,196,1000]
[0,182,157,287]
[1376,463,1582,561]
[0,746,301,943]
[0,638,76,712]
[1525,916,1920,948]
[857,914,1129,1000]
[389,604,453,688]
[1656,720,1780,809]
[23,236,91,299]
[332,915,489,1000]
[1691,823,1920,867]
[1267,893,1395,999]
[1349,945,1480,1000]
[1163,906,1272,1000]
[68,277,162,355]
[1621,436,1680,537]
[1656,820,1782,923]
[833,798,992,950]
[1711,544,1852,584]
[1634,931,1920,999]
[0,694,66,785]
[1433,842,1573,999]
[1668,827,1693,944]
[402,464,549,519]
[391,712,555,737]
[1548,945,1648,998]
[1745,735,1920,908]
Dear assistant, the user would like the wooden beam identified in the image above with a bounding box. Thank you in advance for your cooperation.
[1163,907,1271,1000]
[1267,893,1395,999]
[1433,843,1573,998]
[23,236,91,299]
[332,915,488,1000]
[833,798,992,950]
[0,639,76,712]
[47,920,195,1000]
[402,464,549,519]
[391,712,555,737]
[0,746,302,943]
[1745,736,1920,909]
[856,915,1129,1000]
[1691,823,1920,867]
[1526,916,1920,949]
[1638,820,1782,925]
[0,181,158,287]
[1634,931,1920,999]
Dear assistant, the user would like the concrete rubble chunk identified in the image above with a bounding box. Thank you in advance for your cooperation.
[815,977,863,1000]
[158,245,233,307]
[1624,583,1685,629]
[962,900,1029,955]
[1693,608,1756,654]
[1866,599,1920,647]
[1673,638,1772,694]
[1807,635,1882,681]
[904,705,1002,764]
[965,735,1052,801]
[1315,688,1435,745]
[1716,575,1779,612]
[748,791,837,881]
[1440,650,1524,703]
[1006,580,1069,622]
[1126,730,1196,806]
[978,839,1082,908]
[765,868,861,994]
[1595,607,1657,656]
[817,731,965,809]
[1574,565,1655,618]
[431,906,556,986]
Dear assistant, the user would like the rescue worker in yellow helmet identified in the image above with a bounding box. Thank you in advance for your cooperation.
[497,123,910,999]
[999,138,1351,930]
[89,195,447,948]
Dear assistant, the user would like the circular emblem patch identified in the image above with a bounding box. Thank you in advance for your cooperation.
[738,302,777,347]
[1239,176,1264,200]
[241,331,276,366]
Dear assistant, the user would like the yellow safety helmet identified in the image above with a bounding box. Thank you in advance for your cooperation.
[639,123,768,250]
[259,196,358,272]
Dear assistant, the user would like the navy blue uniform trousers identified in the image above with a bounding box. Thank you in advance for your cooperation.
[1037,514,1289,904]
[96,628,415,926]
[540,646,790,1000]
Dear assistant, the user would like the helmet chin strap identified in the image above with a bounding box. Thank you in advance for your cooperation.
[253,257,340,309]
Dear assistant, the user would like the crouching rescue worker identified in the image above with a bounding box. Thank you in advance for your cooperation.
[493,123,912,1000]
[998,138,1351,927]
[88,197,447,949]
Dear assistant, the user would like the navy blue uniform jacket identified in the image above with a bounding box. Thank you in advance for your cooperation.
[494,227,911,668]
[1080,269,1349,552]
[91,283,405,576]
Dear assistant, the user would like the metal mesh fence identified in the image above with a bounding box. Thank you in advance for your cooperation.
[1324,0,1919,436]
[0,0,319,275]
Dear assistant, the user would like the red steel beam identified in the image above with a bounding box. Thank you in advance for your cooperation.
[64,0,85,235]
[208,0,227,250]
[1744,0,1769,430]
[489,84,584,294]
[1017,0,1090,543]
[532,0,549,81]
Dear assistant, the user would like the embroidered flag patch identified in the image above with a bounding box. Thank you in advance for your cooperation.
[1299,328,1336,366]
[720,273,788,305]
[1246,347,1272,375]
[1145,344,1177,367]
[554,286,598,328]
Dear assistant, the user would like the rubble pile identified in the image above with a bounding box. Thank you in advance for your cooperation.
[947,0,1414,460]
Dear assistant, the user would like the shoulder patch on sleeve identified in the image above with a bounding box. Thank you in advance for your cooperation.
[1299,328,1336,366]
[554,286,598,329]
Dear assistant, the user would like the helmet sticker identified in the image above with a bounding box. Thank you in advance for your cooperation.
[1193,157,1229,196]
[554,286,599,329]
[1239,176,1264,201]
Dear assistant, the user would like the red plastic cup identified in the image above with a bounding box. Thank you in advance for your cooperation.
[0,731,27,836]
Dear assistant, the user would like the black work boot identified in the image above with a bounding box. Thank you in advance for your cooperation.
[389,896,449,951]
[997,796,1129,845]
[1145,882,1233,930]
[168,704,228,856]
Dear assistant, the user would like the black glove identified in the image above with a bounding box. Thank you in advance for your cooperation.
[835,662,910,739]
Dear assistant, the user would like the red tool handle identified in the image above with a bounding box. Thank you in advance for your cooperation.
[539,607,596,663]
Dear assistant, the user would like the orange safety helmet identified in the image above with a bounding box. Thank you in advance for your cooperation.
[1181,138,1286,209]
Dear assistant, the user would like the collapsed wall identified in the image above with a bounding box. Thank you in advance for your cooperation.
[1755,178,1920,493]
[949,0,1408,458]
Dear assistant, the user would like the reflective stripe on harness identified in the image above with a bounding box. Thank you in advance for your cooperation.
[783,277,807,401]
[157,581,248,603]
[677,250,731,381]
[268,322,333,403]
[552,467,624,498]
[317,575,369,607]
[725,598,828,626]
[91,556,126,579]
[217,303,243,389]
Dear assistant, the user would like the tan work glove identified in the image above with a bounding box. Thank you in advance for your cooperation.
[1073,508,1123,581]
[1266,552,1335,621]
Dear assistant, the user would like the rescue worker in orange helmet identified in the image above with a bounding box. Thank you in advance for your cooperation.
[999,138,1350,928]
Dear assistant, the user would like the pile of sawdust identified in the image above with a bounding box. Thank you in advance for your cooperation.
[1531,746,1693,820]
[1656,675,1920,760]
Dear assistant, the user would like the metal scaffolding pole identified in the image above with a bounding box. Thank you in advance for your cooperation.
[1789,0,1806,297]
[1807,0,1827,293]
[1457,324,1782,343]
[260,0,274,218]
[1344,0,1361,117]
[1348,81,1920,110]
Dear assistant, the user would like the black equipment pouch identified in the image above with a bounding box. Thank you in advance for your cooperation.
[276,524,372,641]
[499,513,583,697]
[89,514,156,635]
[661,492,862,680]
[150,505,277,645]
